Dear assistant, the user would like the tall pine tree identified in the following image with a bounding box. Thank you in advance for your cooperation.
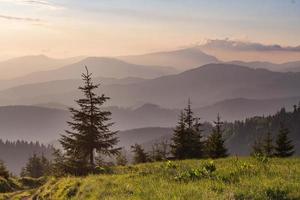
[262,131,274,157]
[171,100,204,159]
[60,67,120,174]
[206,114,228,158]
[274,123,295,157]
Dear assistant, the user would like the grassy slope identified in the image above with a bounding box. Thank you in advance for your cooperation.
[2,158,300,200]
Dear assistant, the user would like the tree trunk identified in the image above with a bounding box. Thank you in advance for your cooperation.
[90,149,94,166]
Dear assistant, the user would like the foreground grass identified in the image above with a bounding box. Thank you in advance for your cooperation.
[2,157,300,200]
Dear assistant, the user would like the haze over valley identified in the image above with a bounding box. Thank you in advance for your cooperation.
[0,45,300,159]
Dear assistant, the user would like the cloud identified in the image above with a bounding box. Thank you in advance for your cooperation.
[0,14,41,22]
[0,0,63,9]
[200,39,300,52]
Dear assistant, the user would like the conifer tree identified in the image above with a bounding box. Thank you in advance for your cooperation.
[274,123,295,157]
[0,161,9,179]
[170,112,187,159]
[116,149,128,166]
[251,138,263,156]
[131,144,149,164]
[150,140,169,161]
[59,67,120,174]
[206,114,228,158]
[21,154,50,178]
[171,100,204,159]
[262,131,274,157]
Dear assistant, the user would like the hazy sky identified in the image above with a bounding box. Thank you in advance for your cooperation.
[0,0,300,59]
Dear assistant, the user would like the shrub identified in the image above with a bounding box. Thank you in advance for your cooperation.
[175,161,216,181]
[253,153,269,164]
[0,177,12,193]
[94,166,113,174]
[165,161,177,170]
[202,161,216,176]
[265,188,290,200]
[19,177,45,188]
[233,193,252,200]
[66,183,80,198]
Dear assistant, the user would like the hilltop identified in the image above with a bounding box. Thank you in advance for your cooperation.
[2,158,300,200]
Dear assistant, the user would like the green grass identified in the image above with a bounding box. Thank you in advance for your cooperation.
[2,157,300,200]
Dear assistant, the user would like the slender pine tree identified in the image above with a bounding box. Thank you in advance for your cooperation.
[59,67,120,174]
[262,131,274,157]
[251,138,263,156]
[274,123,295,157]
[206,114,228,158]
[131,144,149,164]
[0,161,9,179]
[170,112,187,159]
[171,100,204,159]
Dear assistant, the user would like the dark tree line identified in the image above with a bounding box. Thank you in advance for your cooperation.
[0,140,53,175]
[170,101,228,160]
[252,123,295,157]
[131,101,297,164]
[21,153,51,178]
[226,106,298,156]
[131,101,229,164]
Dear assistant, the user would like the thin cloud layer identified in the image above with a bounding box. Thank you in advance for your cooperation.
[0,0,63,9]
[201,39,300,52]
[0,14,41,22]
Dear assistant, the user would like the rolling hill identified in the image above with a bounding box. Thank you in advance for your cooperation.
[0,94,298,146]
[101,64,300,108]
[0,106,69,142]
[228,60,300,72]
[0,55,82,80]
[195,96,300,121]
[0,64,300,109]
[0,57,174,90]
[119,47,219,70]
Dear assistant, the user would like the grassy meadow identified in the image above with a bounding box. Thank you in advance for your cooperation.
[1,157,300,200]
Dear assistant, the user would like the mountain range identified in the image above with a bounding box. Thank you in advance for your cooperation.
[228,60,300,72]
[0,55,83,80]
[0,93,298,143]
[119,47,219,70]
[1,47,300,91]
[0,57,174,90]
[0,64,300,109]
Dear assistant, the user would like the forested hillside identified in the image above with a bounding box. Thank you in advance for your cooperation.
[226,105,300,155]
[0,140,53,174]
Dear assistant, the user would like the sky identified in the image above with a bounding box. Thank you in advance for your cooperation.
[0,0,300,59]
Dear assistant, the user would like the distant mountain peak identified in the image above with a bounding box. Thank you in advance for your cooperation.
[134,103,161,111]
[118,47,220,70]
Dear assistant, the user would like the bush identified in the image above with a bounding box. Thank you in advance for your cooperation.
[174,161,216,181]
[94,166,113,174]
[165,160,177,169]
[265,188,290,200]
[19,177,45,188]
[0,177,12,193]
[66,182,80,198]
[202,161,216,176]
[253,153,269,164]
